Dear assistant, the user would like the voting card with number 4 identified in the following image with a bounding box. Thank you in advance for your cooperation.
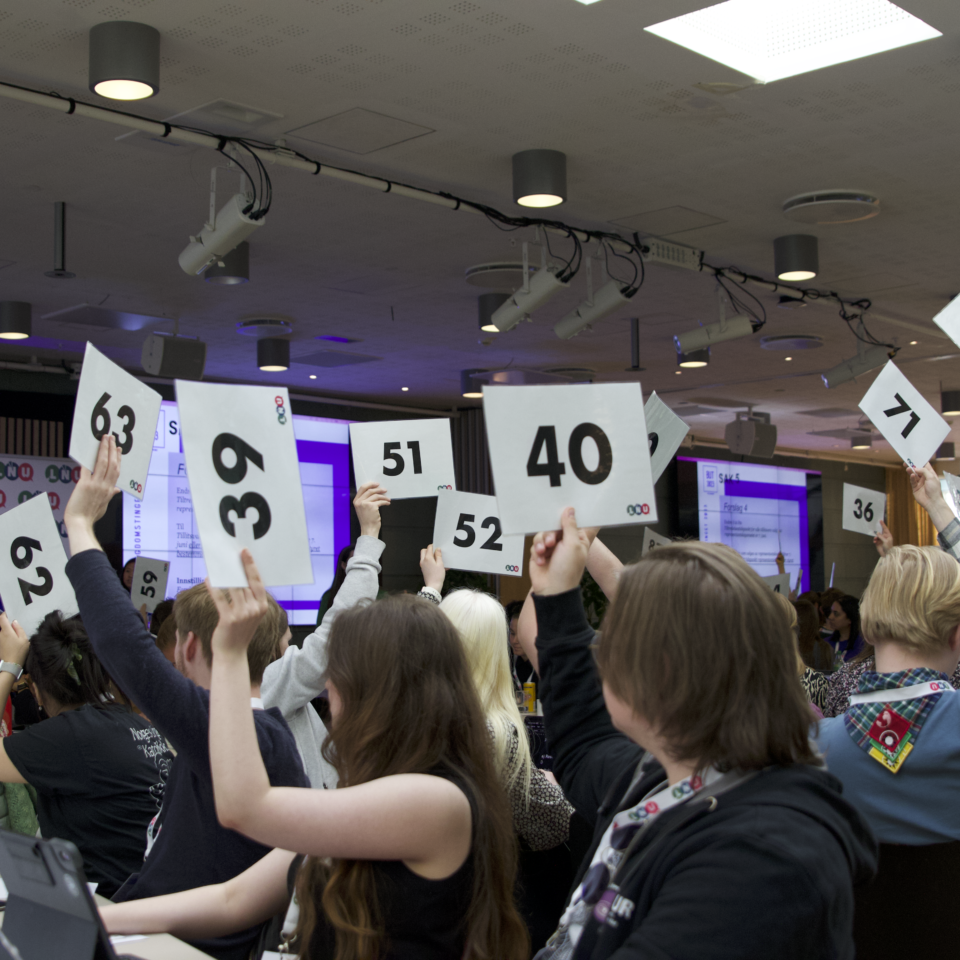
[842,483,886,537]
[176,382,312,588]
[858,361,949,468]
[0,494,78,634]
[130,557,169,614]
[433,490,525,577]
[69,343,162,501]
[484,382,657,535]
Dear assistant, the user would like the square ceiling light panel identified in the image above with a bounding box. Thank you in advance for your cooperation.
[645,0,941,83]
[287,109,434,155]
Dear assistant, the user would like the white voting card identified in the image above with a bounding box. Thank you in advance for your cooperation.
[433,490,525,577]
[350,418,456,500]
[842,483,886,537]
[859,361,949,468]
[130,556,169,614]
[640,528,672,557]
[0,494,77,634]
[932,295,960,349]
[761,572,791,595]
[644,392,690,484]
[69,343,162,501]
[176,382,312,588]
[484,382,657,535]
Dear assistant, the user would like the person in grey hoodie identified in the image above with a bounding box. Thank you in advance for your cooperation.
[260,481,389,788]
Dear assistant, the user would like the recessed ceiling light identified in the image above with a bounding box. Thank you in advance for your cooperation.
[675,370,682,375]
[401,387,409,391]
[309,374,317,379]
[645,0,941,84]
[910,340,918,345]
[785,357,793,361]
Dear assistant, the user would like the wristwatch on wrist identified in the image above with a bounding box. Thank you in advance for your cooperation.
[0,661,23,681]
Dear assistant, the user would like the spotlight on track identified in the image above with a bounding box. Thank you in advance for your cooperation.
[821,345,892,389]
[180,194,265,276]
[490,266,568,333]
[677,346,710,368]
[674,313,758,354]
[89,21,160,100]
[204,242,249,285]
[554,279,635,340]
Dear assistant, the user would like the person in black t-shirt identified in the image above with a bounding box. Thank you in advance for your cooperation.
[0,610,172,898]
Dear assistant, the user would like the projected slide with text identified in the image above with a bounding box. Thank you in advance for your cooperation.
[686,457,811,593]
[122,400,351,625]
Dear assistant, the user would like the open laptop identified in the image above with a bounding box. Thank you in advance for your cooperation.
[0,830,140,960]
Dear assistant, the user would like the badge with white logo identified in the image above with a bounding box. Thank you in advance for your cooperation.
[644,393,689,484]
[349,418,456,500]
[842,483,886,537]
[641,528,671,557]
[484,382,657,535]
[433,490,525,577]
[130,557,169,614]
[761,572,791,595]
[69,343,163,501]
[176,382,312,588]
[858,361,950,468]
[0,494,78,634]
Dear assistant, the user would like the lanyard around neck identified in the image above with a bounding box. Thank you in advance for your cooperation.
[849,679,954,706]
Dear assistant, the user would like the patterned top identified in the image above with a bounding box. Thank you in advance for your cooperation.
[800,668,829,711]
[503,724,574,852]
[824,657,960,718]
[938,517,960,561]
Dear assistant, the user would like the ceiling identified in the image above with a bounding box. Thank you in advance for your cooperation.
[1,0,960,463]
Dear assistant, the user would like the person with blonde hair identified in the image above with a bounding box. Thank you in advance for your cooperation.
[815,544,960,843]
[527,509,875,960]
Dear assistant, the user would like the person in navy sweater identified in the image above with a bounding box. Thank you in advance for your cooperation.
[62,434,307,960]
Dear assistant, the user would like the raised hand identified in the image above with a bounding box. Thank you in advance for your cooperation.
[64,433,122,531]
[0,613,29,668]
[205,549,269,657]
[905,461,955,533]
[354,481,391,539]
[419,544,446,593]
[873,519,893,557]
[529,507,592,597]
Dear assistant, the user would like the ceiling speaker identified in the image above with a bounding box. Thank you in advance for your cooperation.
[141,334,206,380]
[725,414,777,459]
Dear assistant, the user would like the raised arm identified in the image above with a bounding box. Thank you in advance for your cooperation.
[0,614,30,785]
[100,847,295,940]
[207,553,470,871]
[529,510,643,823]
[906,462,960,561]
[260,482,389,717]
[62,434,212,751]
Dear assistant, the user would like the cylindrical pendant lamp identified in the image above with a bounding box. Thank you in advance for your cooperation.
[774,235,819,281]
[512,150,567,208]
[0,302,31,340]
[89,21,160,100]
[478,293,508,332]
[258,338,290,371]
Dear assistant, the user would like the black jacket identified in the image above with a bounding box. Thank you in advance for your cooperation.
[534,587,877,960]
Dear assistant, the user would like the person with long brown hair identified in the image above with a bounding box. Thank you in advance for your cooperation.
[100,551,528,960]
[526,509,876,960]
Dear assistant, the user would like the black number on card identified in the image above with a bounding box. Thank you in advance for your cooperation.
[211,434,271,539]
[480,516,503,552]
[648,432,659,456]
[864,502,874,522]
[853,499,874,521]
[526,423,613,488]
[140,586,156,598]
[773,583,782,593]
[11,537,53,605]
[142,570,157,583]
[882,393,921,439]
[382,441,423,477]
[526,426,566,487]
[212,434,265,484]
[454,513,476,547]
[90,392,136,454]
[219,492,272,540]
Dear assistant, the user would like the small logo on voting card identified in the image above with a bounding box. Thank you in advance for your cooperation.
[274,396,288,425]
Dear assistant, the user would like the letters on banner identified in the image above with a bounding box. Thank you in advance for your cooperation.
[858,361,950,468]
[842,483,886,538]
[130,557,170,614]
[640,528,672,557]
[0,494,78,634]
[349,418,456,500]
[643,393,690,485]
[176,382,313,588]
[761,572,791,595]
[69,343,163,501]
[483,383,657,535]
[432,490,525,577]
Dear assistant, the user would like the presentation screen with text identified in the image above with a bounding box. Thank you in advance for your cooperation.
[678,457,823,593]
[122,400,352,625]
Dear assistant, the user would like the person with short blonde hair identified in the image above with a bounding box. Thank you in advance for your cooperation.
[528,510,875,960]
[815,544,960,844]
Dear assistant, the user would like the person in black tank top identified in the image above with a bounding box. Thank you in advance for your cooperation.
[99,482,528,960]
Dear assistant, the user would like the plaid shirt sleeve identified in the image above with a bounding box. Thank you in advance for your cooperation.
[937,518,960,562]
